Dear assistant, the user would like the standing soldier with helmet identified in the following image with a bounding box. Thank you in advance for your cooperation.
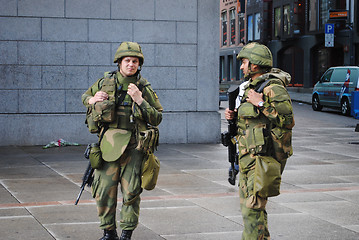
[225,42,294,239]
[82,42,163,240]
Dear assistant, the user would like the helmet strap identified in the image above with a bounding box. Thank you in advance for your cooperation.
[246,62,267,79]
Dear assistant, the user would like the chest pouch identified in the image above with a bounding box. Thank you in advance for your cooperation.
[244,125,268,155]
[92,76,116,123]
[92,100,115,122]
[109,94,135,130]
[237,102,260,118]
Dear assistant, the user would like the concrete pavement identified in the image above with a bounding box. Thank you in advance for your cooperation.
[1,92,359,239]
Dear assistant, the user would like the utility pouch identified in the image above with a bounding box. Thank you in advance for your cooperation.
[136,126,159,154]
[92,100,115,123]
[137,125,160,191]
[89,143,103,169]
[238,102,260,118]
[271,125,293,173]
[254,155,281,198]
[86,107,100,134]
[244,127,267,155]
[141,153,160,190]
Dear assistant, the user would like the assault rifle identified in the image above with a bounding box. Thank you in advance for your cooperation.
[75,144,94,205]
[221,85,239,185]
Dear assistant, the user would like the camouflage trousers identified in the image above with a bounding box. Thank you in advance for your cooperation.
[239,168,270,240]
[92,147,144,231]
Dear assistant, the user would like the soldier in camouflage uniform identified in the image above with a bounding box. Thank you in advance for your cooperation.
[82,42,163,240]
[225,42,294,239]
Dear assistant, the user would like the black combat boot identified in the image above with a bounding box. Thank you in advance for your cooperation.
[99,229,120,240]
[119,230,133,240]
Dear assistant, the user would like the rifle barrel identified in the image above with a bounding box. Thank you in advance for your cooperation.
[75,186,85,205]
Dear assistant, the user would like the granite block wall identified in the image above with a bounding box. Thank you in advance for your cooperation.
[0,0,220,145]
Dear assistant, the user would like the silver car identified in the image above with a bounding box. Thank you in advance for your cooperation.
[312,66,359,115]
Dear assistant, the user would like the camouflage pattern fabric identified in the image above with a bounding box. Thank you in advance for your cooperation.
[236,68,293,240]
[100,128,132,162]
[82,72,163,162]
[91,145,144,230]
[239,165,270,240]
[82,69,163,232]
[237,42,273,68]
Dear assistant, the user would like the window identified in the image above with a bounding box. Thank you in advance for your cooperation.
[254,13,261,40]
[248,15,253,42]
[309,0,318,31]
[274,7,281,38]
[331,68,349,83]
[230,9,236,45]
[319,0,329,30]
[220,56,225,81]
[229,55,234,81]
[321,69,333,82]
[221,11,227,46]
[238,13,245,43]
[294,0,305,34]
[283,5,291,36]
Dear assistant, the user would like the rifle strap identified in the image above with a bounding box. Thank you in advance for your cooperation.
[98,124,109,144]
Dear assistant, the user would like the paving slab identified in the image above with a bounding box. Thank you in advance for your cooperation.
[269,213,359,240]
[0,216,53,240]
[140,205,240,236]
[0,101,358,239]
[281,200,359,226]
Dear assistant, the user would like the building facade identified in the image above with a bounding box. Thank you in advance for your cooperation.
[219,0,246,85]
[220,0,359,89]
[0,0,220,146]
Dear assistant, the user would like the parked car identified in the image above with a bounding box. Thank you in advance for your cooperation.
[312,66,359,115]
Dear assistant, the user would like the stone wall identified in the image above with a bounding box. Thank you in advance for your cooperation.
[0,0,219,145]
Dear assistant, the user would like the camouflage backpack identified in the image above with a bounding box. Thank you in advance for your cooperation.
[256,69,294,173]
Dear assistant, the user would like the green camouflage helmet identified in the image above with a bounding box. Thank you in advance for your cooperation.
[113,41,144,65]
[237,42,273,68]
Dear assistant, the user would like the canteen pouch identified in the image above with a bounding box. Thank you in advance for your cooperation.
[141,153,160,190]
[136,127,159,154]
[86,107,100,134]
[89,143,103,169]
[92,100,115,123]
[254,155,281,198]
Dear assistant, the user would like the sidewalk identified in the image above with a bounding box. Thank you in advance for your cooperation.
[1,93,359,239]
[287,88,313,105]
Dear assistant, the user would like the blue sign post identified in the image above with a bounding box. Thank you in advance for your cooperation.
[325,23,334,47]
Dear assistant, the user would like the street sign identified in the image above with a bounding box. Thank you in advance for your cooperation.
[325,23,334,34]
[329,10,348,20]
[325,23,334,47]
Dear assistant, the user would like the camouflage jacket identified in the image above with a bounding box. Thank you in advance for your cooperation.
[236,68,294,172]
[82,71,163,161]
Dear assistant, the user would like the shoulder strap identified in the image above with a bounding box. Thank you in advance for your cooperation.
[99,70,117,89]
[255,79,272,93]
[136,76,150,91]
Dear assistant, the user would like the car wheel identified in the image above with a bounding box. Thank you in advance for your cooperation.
[341,98,350,116]
[312,95,323,111]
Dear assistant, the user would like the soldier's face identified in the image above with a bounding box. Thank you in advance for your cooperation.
[240,58,250,75]
[119,57,140,77]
